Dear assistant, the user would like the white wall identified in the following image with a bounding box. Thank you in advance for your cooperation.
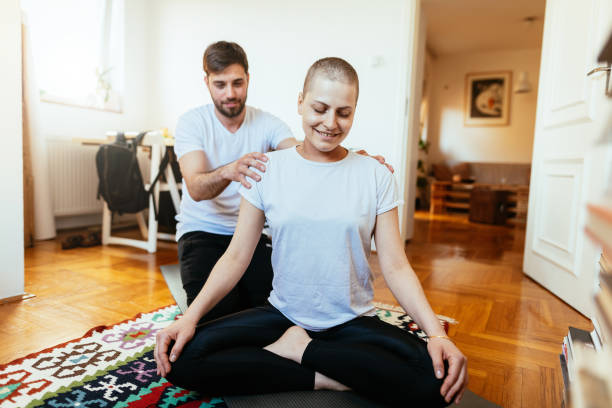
[0,0,25,300]
[37,0,151,141]
[428,48,541,164]
[146,0,412,172]
[146,0,419,238]
[28,0,422,237]
[16,2,175,233]
[33,0,153,230]
[400,2,427,240]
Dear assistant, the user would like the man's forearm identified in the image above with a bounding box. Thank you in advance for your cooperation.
[187,165,231,201]
[181,151,268,201]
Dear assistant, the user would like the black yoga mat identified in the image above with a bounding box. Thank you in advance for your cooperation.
[224,389,500,408]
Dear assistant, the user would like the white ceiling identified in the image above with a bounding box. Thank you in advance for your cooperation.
[422,0,546,56]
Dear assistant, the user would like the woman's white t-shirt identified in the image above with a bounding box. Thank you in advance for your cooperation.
[239,147,400,331]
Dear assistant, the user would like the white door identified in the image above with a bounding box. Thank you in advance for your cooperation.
[524,0,612,316]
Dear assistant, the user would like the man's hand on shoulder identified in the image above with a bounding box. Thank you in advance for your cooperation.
[221,152,269,189]
[179,150,268,201]
[354,149,394,173]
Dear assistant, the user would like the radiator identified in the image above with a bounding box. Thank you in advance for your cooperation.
[47,139,152,217]
[48,140,103,216]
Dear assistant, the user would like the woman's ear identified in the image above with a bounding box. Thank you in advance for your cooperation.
[297,91,304,115]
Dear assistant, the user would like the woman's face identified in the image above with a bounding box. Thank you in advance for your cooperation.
[298,75,357,154]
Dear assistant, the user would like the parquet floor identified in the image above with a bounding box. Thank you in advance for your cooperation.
[372,212,592,407]
[0,213,592,407]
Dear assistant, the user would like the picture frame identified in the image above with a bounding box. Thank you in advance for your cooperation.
[464,71,512,126]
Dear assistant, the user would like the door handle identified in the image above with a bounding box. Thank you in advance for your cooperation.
[587,63,611,97]
[586,66,611,76]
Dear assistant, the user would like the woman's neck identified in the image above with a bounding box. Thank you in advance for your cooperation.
[297,140,348,163]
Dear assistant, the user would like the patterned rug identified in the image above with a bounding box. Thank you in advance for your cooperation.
[0,304,453,408]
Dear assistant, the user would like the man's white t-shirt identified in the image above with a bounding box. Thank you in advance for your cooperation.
[239,147,400,331]
[174,104,293,239]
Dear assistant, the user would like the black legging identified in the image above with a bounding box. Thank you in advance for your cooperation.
[166,305,449,407]
[178,231,273,323]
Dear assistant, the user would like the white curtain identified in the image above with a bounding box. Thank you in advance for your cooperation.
[22,12,56,240]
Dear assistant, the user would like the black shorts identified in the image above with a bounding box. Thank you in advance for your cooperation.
[177,230,273,323]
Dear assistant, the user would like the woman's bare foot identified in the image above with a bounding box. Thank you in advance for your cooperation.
[314,372,351,391]
[264,325,313,364]
[264,327,351,391]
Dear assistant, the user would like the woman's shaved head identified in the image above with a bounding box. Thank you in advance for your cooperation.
[302,57,359,102]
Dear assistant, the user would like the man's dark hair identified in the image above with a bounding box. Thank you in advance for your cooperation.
[203,41,249,75]
[303,57,359,101]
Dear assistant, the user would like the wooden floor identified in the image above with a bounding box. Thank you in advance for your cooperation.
[0,213,592,407]
[372,212,592,407]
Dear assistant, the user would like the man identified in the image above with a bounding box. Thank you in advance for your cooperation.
[174,41,295,323]
[174,41,391,323]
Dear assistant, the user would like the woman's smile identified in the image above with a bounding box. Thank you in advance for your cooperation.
[314,128,342,139]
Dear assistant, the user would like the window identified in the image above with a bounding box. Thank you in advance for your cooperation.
[21,0,124,112]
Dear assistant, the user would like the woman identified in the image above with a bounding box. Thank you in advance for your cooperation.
[154,57,468,407]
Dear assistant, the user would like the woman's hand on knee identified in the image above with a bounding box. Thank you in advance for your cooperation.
[154,319,196,377]
[427,338,468,404]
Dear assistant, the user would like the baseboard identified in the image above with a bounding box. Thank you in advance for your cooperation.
[55,212,138,231]
[0,293,36,305]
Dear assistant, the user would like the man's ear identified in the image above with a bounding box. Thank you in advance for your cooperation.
[297,91,304,115]
[204,75,210,91]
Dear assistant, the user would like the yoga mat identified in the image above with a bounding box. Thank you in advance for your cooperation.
[225,390,384,408]
[225,389,500,408]
[160,263,188,313]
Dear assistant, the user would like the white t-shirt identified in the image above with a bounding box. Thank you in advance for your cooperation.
[174,104,293,238]
[239,147,400,331]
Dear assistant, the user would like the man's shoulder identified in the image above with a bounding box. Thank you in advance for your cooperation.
[178,104,213,125]
[246,106,286,126]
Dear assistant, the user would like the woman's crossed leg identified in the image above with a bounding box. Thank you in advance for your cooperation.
[167,306,448,407]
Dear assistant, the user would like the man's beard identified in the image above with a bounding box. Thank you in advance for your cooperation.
[213,98,246,118]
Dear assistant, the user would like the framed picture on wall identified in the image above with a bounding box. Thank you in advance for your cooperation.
[464,71,512,126]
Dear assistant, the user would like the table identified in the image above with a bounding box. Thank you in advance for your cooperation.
[430,181,529,224]
[78,130,181,253]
